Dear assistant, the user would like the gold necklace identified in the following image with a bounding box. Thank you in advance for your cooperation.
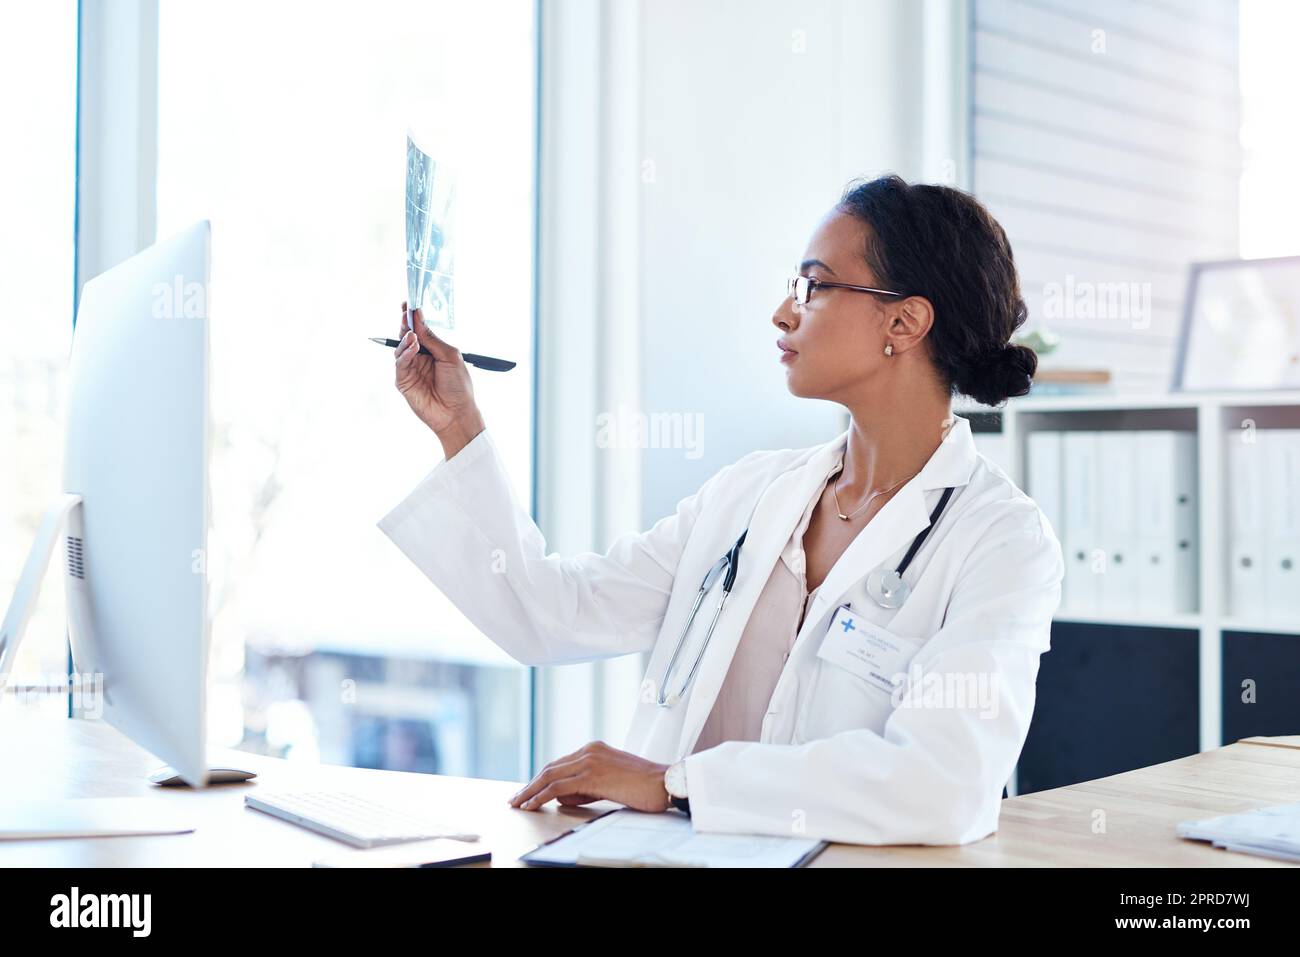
[830,468,915,522]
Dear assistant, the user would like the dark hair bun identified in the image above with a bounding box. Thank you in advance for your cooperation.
[953,343,1037,407]
[837,175,1037,407]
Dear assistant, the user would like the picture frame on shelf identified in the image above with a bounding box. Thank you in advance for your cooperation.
[1173,256,1300,392]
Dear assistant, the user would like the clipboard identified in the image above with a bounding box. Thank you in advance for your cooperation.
[520,808,622,868]
[519,808,827,868]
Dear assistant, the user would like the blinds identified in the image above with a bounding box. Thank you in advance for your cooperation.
[971,0,1241,391]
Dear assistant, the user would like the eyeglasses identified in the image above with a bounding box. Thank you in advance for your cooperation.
[786,275,902,305]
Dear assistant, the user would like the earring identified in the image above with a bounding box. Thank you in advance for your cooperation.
[884,343,894,357]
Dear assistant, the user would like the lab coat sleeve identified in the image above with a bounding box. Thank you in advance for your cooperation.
[682,502,1064,846]
[378,427,739,667]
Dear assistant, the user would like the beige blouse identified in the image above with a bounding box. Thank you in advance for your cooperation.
[691,446,846,754]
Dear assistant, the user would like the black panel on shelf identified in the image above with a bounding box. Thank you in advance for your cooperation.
[964,409,1003,433]
[1017,622,1200,794]
[1222,630,1300,743]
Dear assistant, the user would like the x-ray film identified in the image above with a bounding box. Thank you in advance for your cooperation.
[406,134,456,329]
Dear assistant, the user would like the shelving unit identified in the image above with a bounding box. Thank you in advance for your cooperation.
[961,390,1300,793]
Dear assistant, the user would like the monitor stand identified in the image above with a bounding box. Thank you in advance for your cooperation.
[0,494,83,680]
[1,494,256,792]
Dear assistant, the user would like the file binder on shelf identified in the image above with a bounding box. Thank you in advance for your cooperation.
[1227,433,1267,617]
[1050,429,1198,618]
[1026,431,1063,546]
[1261,430,1300,621]
[1061,431,1100,614]
[1025,430,1065,608]
[1133,431,1198,616]
[1098,432,1140,612]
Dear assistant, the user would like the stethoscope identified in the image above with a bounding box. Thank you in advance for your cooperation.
[654,484,956,707]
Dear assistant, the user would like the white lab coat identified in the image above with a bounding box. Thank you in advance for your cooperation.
[378,414,1063,846]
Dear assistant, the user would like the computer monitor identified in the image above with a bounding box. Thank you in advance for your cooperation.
[0,220,214,787]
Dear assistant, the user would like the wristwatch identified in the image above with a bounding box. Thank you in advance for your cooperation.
[664,760,690,814]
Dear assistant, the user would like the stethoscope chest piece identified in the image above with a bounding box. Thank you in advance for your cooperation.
[865,566,910,609]
[864,486,956,610]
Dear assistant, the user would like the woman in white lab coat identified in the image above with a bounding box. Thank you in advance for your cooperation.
[380,174,1063,846]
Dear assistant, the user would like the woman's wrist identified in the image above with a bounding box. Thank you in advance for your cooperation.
[436,410,486,460]
[651,763,673,812]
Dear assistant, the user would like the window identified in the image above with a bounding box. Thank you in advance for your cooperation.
[1239,0,1300,258]
[0,1,78,714]
[156,0,537,779]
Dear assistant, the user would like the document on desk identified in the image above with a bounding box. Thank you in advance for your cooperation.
[0,799,195,840]
[521,809,826,868]
[1177,800,1300,863]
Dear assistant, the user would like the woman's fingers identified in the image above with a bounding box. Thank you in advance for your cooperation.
[520,775,588,811]
[510,754,584,807]
[556,793,600,807]
[396,333,428,380]
[400,300,415,340]
[400,302,460,364]
[409,307,459,362]
[395,330,419,361]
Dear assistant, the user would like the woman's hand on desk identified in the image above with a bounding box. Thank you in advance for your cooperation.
[394,302,485,458]
[509,741,672,813]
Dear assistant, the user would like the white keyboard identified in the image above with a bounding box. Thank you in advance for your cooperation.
[245,791,480,848]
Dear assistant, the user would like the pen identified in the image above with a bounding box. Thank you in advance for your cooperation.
[369,337,516,372]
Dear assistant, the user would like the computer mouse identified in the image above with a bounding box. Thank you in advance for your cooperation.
[149,766,257,787]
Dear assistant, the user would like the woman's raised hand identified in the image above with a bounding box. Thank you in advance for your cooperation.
[395,302,485,457]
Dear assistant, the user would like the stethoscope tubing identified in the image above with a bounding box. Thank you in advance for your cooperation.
[894,486,954,577]
[655,476,954,709]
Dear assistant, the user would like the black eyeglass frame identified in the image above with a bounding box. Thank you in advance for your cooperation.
[786,275,903,305]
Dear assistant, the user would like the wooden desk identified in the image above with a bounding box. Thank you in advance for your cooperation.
[820,736,1300,867]
[0,711,584,868]
[2,712,1297,867]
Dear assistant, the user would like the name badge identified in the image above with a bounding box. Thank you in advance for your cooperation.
[817,605,919,694]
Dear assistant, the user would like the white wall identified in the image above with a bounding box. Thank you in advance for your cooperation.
[635,0,946,521]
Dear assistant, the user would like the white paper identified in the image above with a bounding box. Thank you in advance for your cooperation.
[0,799,195,839]
[1178,800,1300,862]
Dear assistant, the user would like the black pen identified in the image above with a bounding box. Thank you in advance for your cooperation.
[368,337,516,372]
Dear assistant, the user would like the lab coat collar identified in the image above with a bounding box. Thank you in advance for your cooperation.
[917,413,979,491]
[674,413,978,758]
[822,412,979,493]
[805,413,978,624]
[813,412,979,504]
